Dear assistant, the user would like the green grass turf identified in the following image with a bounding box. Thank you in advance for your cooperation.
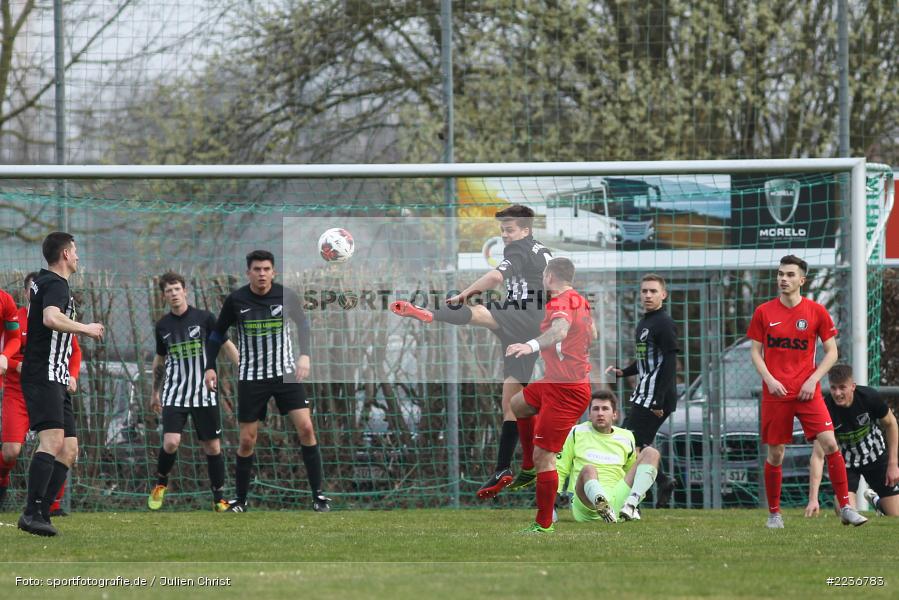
[0,508,894,599]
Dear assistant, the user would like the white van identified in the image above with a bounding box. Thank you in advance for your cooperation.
[543,178,657,245]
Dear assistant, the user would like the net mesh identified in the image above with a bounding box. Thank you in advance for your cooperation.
[0,165,888,511]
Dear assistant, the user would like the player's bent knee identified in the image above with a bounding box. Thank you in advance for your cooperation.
[578,465,598,480]
[640,446,661,464]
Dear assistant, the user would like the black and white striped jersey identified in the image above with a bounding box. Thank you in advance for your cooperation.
[21,268,75,385]
[825,386,889,468]
[155,306,218,407]
[210,283,310,382]
[623,308,679,412]
[495,236,552,310]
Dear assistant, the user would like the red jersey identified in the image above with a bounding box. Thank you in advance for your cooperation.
[540,288,592,383]
[746,297,837,401]
[7,305,81,381]
[0,289,21,360]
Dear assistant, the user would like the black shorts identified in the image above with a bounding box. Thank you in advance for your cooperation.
[622,402,670,448]
[21,377,76,437]
[237,379,309,423]
[162,405,222,441]
[489,306,543,385]
[847,454,899,498]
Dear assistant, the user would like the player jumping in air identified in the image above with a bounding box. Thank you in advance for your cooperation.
[391,205,552,499]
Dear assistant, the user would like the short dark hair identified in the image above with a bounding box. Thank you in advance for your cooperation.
[641,273,666,289]
[246,250,275,269]
[158,271,186,292]
[545,257,575,284]
[591,389,618,413]
[828,364,854,385]
[495,204,535,232]
[779,255,808,275]
[24,271,40,287]
[42,232,75,265]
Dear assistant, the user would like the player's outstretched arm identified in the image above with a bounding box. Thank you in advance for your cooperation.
[446,270,504,304]
[805,440,826,517]
[43,306,104,339]
[505,317,570,358]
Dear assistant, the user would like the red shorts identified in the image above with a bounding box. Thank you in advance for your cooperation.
[1,376,30,444]
[761,393,834,445]
[523,380,592,453]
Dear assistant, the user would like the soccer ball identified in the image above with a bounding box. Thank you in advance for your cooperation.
[318,228,355,263]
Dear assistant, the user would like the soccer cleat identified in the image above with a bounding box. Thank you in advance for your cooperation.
[476,468,514,499]
[213,499,231,512]
[619,502,640,522]
[147,484,167,510]
[766,512,785,529]
[49,508,69,517]
[18,512,58,537]
[840,505,868,527]
[519,522,555,534]
[226,500,248,513]
[863,488,883,516]
[655,475,676,508]
[389,301,433,323]
[313,492,332,513]
[507,467,537,492]
[592,493,617,523]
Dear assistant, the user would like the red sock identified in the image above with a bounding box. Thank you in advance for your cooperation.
[0,455,15,487]
[50,479,67,512]
[535,470,558,528]
[764,462,782,514]
[517,417,535,470]
[826,451,851,508]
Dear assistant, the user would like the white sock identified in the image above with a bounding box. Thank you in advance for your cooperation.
[629,464,658,504]
[583,479,606,504]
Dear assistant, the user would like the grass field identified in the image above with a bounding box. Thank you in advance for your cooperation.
[0,508,894,599]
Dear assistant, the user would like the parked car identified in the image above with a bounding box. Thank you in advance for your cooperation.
[655,338,823,508]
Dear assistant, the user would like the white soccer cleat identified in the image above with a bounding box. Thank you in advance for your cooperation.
[593,493,617,523]
[619,502,641,521]
[766,512,785,529]
[863,488,882,515]
[840,505,868,527]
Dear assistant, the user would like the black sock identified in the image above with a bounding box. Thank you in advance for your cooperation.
[235,454,254,503]
[301,444,324,493]
[495,420,519,471]
[207,453,225,502]
[156,448,177,486]
[25,452,56,517]
[432,302,472,325]
[41,461,69,520]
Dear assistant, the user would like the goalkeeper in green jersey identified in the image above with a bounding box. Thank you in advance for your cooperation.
[556,390,661,522]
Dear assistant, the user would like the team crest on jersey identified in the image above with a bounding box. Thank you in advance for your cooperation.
[796,319,808,331]
[857,413,870,426]
[188,325,201,339]
[270,304,283,317]
[639,328,649,342]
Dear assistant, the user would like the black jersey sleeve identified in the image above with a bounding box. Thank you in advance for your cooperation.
[859,387,889,421]
[205,293,237,371]
[154,322,167,356]
[42,278,70,313]
[286,287,311,356]
[495,244,527,280]
[655,317,679,354]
